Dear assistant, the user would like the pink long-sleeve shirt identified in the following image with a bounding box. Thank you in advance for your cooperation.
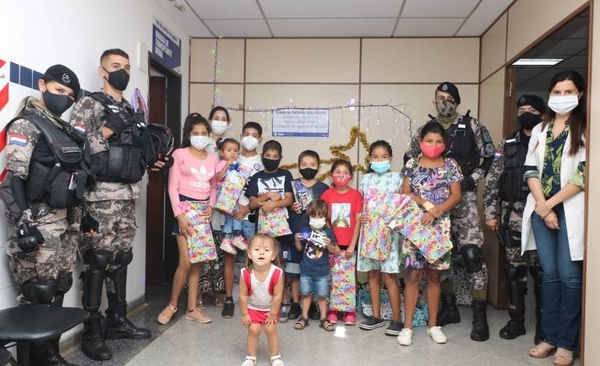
[168,147,218,217]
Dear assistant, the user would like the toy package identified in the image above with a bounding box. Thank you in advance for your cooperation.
[178,201,217,263]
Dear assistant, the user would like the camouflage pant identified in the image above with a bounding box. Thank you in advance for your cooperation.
[5,208,79,289]
[500,204,540,272]
[449,191,488,300]
[80,199,136,293]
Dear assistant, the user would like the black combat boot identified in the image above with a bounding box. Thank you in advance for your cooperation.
[471,299,490,341]
[437,293,461,326]
[500,266,527,339]
[82,312,112,361]
[105,293,151,340]
[31,340,79,366]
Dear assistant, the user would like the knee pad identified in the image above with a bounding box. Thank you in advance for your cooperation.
[22,279,58,305]
[460,245,483,274]
[505,264,527,282]
[56,272,73,295]
[84,249,112,270]
[529,266,544,284]
[113,249,133,266]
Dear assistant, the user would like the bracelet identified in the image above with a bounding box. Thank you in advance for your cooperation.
[423,201,435,211]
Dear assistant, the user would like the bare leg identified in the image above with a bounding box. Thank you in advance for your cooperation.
[301,295,313,320]
[246,324,261,357]
[404,269,423,329]
[383,273,402,322]
[291,278,300,303]
[368,270,381,318]
[317,297,328,320]
[426,269,442,327]
[187,263,201,311]
[264,323,280,357]
[224,253,236,297]
[168,236,191,308]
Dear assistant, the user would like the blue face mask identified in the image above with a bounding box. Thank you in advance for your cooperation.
[371,160,391,174]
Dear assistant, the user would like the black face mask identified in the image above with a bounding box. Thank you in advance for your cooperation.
[518,112,542,130]
[43,91,74,116]
[299,168,318,180]
[262,158,281,172]
[104,68,130,91]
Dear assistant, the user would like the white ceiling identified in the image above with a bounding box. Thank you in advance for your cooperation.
[155,0,514,38]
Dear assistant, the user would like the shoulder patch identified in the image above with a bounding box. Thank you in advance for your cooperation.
[74,124,87,135]
[494,150,503,158]
[8,133,28,147]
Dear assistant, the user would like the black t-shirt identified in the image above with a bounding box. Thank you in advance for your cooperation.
[245,168,294,202]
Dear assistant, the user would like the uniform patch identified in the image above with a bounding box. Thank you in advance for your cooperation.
[8,134,28,147]
[74,124,87,135]
[494,150,504,158]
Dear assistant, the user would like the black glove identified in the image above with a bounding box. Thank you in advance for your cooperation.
[17,223,44,253]
[461,175,476,191]
[161,155,174,170]
[81,213,99,234]
[104,113,128,136]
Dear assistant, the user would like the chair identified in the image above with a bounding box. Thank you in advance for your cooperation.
[0,305,88,366]
[0,347,12,366]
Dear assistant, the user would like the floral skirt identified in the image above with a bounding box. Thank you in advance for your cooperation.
[198,230,225,293]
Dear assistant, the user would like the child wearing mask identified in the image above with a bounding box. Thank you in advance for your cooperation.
[293,199,337,331]
[245,140,294,321]
[287,150,329,320]
[321,159,363,326]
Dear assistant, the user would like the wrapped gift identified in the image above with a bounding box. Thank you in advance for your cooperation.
[359,188,452,263]
[179,201,217,263]
[291,179,314,211]
[257,207,292,237]
[214,163,253,214]
[329,252,356,312]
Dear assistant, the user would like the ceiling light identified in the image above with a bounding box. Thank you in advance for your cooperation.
[513,58,563,66]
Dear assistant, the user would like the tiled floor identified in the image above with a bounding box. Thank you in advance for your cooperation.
[65,285,580,366]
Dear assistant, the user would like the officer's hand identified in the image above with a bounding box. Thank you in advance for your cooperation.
[104,113,128,136]
[485,219,498,231]
[17,223,44,253]
[461,175,476,191]
[81,213,100,235]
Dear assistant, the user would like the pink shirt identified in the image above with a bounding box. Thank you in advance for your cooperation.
[168,147,218,217]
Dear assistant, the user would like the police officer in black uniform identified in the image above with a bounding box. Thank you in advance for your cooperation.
[483,95,546,343]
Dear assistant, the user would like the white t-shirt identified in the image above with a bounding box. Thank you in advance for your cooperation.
[238,153,263,219]
[244,265,282,311]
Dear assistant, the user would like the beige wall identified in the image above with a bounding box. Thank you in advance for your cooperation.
[189,38,480,182]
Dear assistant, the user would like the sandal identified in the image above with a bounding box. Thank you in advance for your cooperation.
[529,342,557,358]
[553,348,574,366]
[319,318,335,332]
[213,296,225,307]
[294,317,309,330]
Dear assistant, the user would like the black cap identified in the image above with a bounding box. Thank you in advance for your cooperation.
[517,95,546,114]
[436,82,461,105]
[43,64,81,99]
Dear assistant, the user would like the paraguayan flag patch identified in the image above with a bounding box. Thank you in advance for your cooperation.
[8,134,28,147]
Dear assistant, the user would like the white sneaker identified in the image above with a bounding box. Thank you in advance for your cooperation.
[241,356,257,366]
[271,355,284,366]
[397,328,413,346]
[427,326,448,344]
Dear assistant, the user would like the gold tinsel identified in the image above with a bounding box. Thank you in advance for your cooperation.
[280,126,371,181]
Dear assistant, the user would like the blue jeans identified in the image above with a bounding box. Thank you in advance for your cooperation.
[300,274,330,298]
[531,204,582,350]
[222,214,242,235]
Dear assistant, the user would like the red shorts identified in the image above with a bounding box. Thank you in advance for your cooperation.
[248,308,279,324]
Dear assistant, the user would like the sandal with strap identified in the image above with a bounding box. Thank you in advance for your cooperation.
[529,342,557,358]
[319,318,335,332]
[294,317,309,330]
[553,348,574,366]
[270,355,284,366]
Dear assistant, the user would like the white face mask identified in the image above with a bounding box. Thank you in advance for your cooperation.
[241,135,259,151]
[211,120,229,136]
[190,135,211,150]
[309,217,326,230]
[548,95,579,115]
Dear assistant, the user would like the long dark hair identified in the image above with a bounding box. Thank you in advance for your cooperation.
[546,70,586,155]
[209,106,230,122]
[367,140,393,173]
[181,113,211,148]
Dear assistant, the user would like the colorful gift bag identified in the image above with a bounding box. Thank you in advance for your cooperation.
[179,201,217,263]
[329,252,356,313]
[214,163,253,214]
[257,207,292,237]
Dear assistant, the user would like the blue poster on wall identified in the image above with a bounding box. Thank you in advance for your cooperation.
[152,18,181,74]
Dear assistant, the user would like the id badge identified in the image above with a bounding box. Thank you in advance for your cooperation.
[282,250,289,260]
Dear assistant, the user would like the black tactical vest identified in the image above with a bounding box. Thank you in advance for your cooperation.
[444,115,479,176]
[498,130,530,201]
[89,93,151,184]
[14,110,92,209]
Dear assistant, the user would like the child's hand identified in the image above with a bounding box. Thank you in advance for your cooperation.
[292,202,302,214]
[421,212,436,226]
[324,237,331,246]
[260,201,275,213]
[177,215,191,239]
[268,192,281,201]
[344,248,354,259]
[429,206,443,219]
[203,206,213,218]
[295,233,302,242]
[359,213,368,225]
[241,314,251,328]
[265,311,277,326]
[233,205,250,220]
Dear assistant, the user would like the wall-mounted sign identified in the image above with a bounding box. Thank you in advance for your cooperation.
[272,109,329,137]
[152,18,181,74]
